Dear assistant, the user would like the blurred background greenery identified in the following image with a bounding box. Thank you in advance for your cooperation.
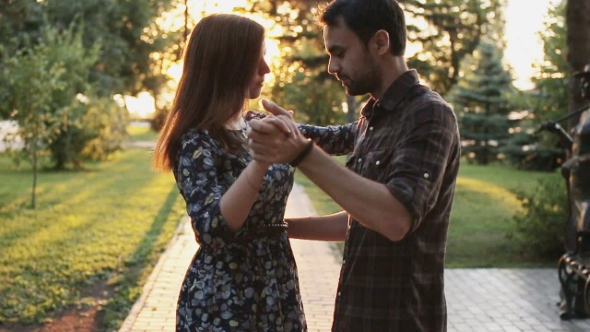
[1,0,589,329]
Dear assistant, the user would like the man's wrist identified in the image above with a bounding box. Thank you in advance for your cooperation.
[290,139,314,167]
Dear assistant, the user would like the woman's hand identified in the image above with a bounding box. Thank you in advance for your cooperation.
[248,115,309,165]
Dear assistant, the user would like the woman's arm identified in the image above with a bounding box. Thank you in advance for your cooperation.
[220,160,270,232]
[177,133,271,244]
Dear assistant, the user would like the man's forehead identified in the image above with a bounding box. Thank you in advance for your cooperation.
[323,22,352,48]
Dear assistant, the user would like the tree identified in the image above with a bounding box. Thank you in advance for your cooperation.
[0,23,128,174]
[1,0,181,99]
[502,0,568,171]
[241,0,358,125]
[0,27,71,207]
[401,0,507,96]
[566,0,590,129]
[449,42,515,164]
[1,0,182,168]
[535,0,569,122]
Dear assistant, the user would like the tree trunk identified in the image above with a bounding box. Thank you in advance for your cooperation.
[566,0,590,129]
[32,148,37,209]
[346,95,356,124]
[183,0,189,45]
[31,126,38,209]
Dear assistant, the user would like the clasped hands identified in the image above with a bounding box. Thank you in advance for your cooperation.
[247,99,310,166]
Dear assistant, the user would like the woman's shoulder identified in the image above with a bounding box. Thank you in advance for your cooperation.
[179,129,218,153]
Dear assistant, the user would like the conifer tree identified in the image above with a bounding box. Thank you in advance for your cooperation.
[450,42,515,164]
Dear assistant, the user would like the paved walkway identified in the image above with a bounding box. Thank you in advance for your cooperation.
[119,183,590,332]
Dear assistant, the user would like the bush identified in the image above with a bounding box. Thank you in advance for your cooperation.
[48,97,129,170]
[508,175,568,258]
[150,107,169,132]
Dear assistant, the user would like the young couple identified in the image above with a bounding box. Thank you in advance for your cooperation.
[152,0,460,331]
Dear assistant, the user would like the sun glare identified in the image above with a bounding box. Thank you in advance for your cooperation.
[128,0,554,118]
[128,0,283,118]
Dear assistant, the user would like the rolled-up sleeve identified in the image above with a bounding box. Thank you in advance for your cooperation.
[176,134,232,246]
[385,104,458,232]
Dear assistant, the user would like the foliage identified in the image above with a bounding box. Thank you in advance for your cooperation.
[150,106,169,132]
[448,42,516,164]
[276,62,348,126]
[501,0,569,171]
[533,0,569,122]
[240,0,508,122]
[446,165,556,267]
[43,0,182,98]
[0,0,182,99]
[508,174,568,259]
[69,97,129,164]
[0,22,127,171]
[0,24,73,207]
[402,0,507,96]
[241,0,359,124]
[0,148,185,326]
[501,129,566,171]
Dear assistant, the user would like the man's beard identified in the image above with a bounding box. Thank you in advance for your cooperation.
[343,57,380,96]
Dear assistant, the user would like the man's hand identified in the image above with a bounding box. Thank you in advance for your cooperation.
[248,108,309,165]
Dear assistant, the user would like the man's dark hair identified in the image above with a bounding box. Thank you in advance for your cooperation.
[319,0,406,56]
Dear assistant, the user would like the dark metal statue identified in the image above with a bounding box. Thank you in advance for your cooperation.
[538,64,590,319]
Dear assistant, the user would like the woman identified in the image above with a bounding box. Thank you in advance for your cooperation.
[152,14,307,332]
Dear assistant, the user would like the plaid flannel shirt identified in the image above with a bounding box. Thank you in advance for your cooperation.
[299,70,460,332]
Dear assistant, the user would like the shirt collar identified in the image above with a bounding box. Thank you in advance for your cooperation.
[361,70,420,118]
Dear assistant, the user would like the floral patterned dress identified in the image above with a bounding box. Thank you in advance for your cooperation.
[173,111,307,332]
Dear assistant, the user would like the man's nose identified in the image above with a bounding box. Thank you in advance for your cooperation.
[327,59,339,75]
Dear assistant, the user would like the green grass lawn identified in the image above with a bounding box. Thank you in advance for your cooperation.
[0,146,185,328]
[127,123,159,141]
[295,158,563,268]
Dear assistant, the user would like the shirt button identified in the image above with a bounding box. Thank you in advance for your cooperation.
[358,158,362,163]
[376,160,380,166]
[424,173,430,179]
[337,292,341,296]
[369,126,374,131]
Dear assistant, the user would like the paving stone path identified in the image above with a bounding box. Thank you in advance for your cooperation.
[118,182,590,332]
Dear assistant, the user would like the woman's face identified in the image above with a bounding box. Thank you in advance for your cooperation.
[248,42,271,99]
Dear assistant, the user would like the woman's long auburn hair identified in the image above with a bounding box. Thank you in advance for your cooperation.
[152,14,265,172]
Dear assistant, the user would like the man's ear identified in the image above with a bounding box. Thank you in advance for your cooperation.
[372,30,390,56]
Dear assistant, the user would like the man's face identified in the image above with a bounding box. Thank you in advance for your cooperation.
[323,17,380,96]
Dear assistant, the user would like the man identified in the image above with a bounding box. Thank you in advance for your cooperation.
[247,0,460,330]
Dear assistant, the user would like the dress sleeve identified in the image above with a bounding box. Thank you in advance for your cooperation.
[176,132,233,247]
[297,122,357,156]
[384,103,459,232]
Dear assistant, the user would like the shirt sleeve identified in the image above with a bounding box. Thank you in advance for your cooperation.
[298,122,357,156]
[176,132,233,247]
[384,103,458,232]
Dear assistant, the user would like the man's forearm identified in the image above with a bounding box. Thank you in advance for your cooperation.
[297,145,412,242]
[286,211,349,241]
[298,123,356,156]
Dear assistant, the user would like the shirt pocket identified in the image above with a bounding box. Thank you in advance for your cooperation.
[358,150,392,182]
